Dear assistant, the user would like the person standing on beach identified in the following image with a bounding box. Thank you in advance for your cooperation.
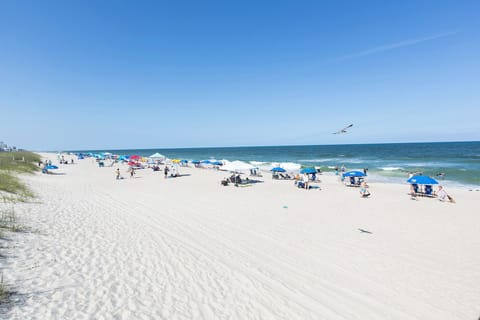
[164,165,169,178]
[116,168,120,180]
[130,167,135,178]
[302,173,309,190]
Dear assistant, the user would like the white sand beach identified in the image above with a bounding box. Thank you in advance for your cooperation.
[4,153,480,319]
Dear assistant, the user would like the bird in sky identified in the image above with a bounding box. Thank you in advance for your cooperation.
[333,124,353,134]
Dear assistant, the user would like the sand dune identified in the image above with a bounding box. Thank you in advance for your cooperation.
[3,153,480,319]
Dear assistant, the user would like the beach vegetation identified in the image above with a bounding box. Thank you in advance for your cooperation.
[0,272,15,310]
[0,204,28,234]
[0,151,40,199]
[0,152,39,308]
[0,152,41,174]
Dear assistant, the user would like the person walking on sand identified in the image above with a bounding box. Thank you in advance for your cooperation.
[130,167,135,178]
[116,168,120,180]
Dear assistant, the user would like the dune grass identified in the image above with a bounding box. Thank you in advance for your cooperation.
[0,151,41,174]
[0,152,40,307]
[0,152,40,198]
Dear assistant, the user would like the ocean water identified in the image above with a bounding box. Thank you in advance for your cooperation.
[74,141,480,188]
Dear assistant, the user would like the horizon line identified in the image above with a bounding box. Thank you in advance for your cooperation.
[35,139,480,152]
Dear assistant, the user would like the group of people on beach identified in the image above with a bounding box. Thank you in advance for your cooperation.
[409,183,454,202]
[109,158,456,203]
[116,164,182,180]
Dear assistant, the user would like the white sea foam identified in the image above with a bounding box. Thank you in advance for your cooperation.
[346,159,365,164]
[298,158,335,163]
[380,167,403,171]
[250,161,267,166]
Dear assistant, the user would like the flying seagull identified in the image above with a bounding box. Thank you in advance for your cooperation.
[333,124,353,134]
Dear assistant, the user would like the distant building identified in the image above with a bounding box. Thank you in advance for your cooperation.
[0,141,16,152]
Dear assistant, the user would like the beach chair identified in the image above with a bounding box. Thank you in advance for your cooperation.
[424,185,434,197]
[411,184,419,195]
[348,177,356,186]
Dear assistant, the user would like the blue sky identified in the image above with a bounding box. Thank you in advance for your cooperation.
[1,0,479,150]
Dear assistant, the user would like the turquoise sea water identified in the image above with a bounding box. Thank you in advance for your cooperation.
[74,141,480,188]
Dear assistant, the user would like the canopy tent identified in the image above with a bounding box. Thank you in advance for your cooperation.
[407,175,438,185]
[221,160,255,173]
[271,167,286,173]
[342,171,366,178]
[300,167,316,174]
[149,152,165,160]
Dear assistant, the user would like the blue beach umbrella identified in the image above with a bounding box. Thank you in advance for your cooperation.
[211,161,223,166]
[271,167,286,172]
[407,175,438,185]
[46,165,58,170]
[201,160,211,164]
[191,160,200,164]
[181,159,188,163]
[342,171,366,178]
[300,167,316,174]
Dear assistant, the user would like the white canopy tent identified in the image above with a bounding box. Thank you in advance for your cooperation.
[220,160,256,173]
[149,152,166,160]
